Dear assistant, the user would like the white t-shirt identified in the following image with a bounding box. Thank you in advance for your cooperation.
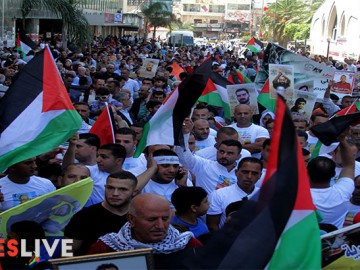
[86,164,109,207]
[194,136,216,152]
[227,123,269,159]
[196,145,251,162]
[311,177,354,228]
[208,184,259,228]
[0,175,56,212]
[141,179,193,208]
[175,144,238,195]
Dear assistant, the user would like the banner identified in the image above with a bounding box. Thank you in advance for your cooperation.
[0,178,93,238]
[255,43,335,100]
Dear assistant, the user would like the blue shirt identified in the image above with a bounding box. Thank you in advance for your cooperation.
[171,215,209,238]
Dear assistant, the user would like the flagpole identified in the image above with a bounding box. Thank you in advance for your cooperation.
[1,0,4,43]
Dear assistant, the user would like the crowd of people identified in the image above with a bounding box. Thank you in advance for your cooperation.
[1,34,360,269]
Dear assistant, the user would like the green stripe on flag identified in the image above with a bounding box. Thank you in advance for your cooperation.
[198,92,231,120]
[134,121,150,158]
[258,93,276,113]
[0,110,81,171]
[267,211,321,269]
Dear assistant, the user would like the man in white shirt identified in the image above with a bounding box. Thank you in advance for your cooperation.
[206,157,262,230]
[228,104,269,159]
[0,157,56,212]
[175,118,241,194]
[309,133,355,229]
[196,126,251,161]
[193,119,216,151]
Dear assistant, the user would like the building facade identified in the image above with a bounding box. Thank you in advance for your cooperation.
[310,0,360,60]
[0,0,143,47]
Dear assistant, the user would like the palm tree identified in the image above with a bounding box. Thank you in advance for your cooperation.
[142,2,181,41]
[261,0,325,46]
[20,0,90,49]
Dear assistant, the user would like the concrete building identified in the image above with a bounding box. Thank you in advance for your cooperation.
[0,0,143,47]
[310,0,360,61]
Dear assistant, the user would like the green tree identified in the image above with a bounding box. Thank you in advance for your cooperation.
[261,0,325,46]
[142,2,180,41]
[20,0,90,49]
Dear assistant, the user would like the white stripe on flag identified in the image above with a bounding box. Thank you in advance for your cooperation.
[20,41,32,54]
[0,93,64,155]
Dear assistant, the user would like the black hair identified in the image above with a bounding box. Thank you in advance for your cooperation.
[297,130,308,140]
[307,156,336,183]
[217,127,238,137]
[108,171,138,189]
[96,264,119,270]
[237,157,263,171]
[262,138,271,149]
[96,87,110,95]
[100,144,127,160]
[146,99,162,110]
[171,186,208,215]
[153,148,177,157]
[80,133,101,149]
[218,139,242,153]
[116,127,137,141]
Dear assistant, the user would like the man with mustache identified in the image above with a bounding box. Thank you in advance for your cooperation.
[206,157,262,231]
[88,193,202,269]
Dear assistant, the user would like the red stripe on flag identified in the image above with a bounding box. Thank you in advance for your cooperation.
[200,79,217,96]
[42,47,74,112]
[90,105,116,146]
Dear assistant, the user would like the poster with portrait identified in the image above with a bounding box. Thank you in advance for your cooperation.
[332,70,355,97]
[287,90,317,121]
[255,43,335,100]
[139,58,159,78]
[294,80,314,92]
[321,222,360,268]
[352,72,360,98]
[227,83,259,116]
[269,64,295,101]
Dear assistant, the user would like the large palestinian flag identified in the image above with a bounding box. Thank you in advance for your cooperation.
[184,95,321,269]
[0,46,82,172]
[134,58,213,157]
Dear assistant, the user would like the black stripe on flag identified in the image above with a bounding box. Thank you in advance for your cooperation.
[173,58,213,147]
[0,49,45,133]
[183,95,299,269]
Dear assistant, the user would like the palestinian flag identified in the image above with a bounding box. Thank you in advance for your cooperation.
[89,104,116,146]
[311,101,360,158]
[0,46,82,172]
[258,79,276,112]
[246,37,264,53]
[170,62,185,80]
[184,95,320,269]
[134,58,213,157]
[227,70,252,84]
[16,32,37,59]
[311,111,360,147]
[198,71,232,120]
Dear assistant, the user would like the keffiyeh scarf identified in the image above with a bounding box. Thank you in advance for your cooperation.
[99,222,194,254]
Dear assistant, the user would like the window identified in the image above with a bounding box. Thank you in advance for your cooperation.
[209,5,225,13]
[183,4,200,12]
[227,4,250,10]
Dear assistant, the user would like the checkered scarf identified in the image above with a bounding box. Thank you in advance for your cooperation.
[99,222,194,254]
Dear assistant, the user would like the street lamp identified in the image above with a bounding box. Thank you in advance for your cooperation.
[326,38,331,60]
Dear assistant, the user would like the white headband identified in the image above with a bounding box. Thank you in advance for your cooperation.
[153,156,180,165]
